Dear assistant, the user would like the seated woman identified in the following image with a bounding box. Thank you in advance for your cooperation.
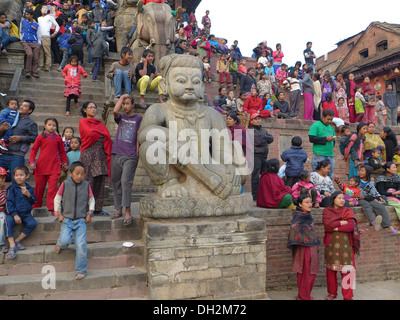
[310,160,337,207]
[375,162,400,221]
[257,159,296,209]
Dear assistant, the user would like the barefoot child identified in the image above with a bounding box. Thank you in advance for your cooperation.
[4,166,37,260]
[54,161,95,280]
[62,56,88,116]
[29,118,68,216]
[110,94,142,225]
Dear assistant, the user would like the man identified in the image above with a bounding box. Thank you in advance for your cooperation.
[135,49,163,109]
[20,9,41,79]
[175,39,186,54]
[383,84,399,126]
[38,5,59,71]
[308,109,336,178]
[0,100,38,182]
[201,10,211,29]
[107,47,135,102]
[303,42,316,71]
[0,11,20,55]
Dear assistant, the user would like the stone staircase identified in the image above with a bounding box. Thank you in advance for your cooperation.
[0,203,149,300]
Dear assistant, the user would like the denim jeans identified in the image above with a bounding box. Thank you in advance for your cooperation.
[60,47,69,69]
[113,69,132,97]
[57,218,87,275]
[92,57,101,80]
[88,46,93,63]
[1,28,19,50]
[0,153,25,183]
[311,154,335,179]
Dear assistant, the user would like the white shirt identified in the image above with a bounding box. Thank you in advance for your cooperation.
[37,14,59,37]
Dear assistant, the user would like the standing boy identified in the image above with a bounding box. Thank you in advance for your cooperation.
[281,136,308,187]
[4,166,37,260]
[54,161,95,280]
[110,94,142,225]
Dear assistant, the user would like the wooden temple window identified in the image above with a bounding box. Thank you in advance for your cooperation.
[376,40,388,52]
[359,49,369,60]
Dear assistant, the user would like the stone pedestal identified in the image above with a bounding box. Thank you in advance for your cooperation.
[141,206,268,300]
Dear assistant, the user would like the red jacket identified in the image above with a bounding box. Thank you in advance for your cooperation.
[144,0,164,4]
[243,96,262,114]
[323,101,339,118]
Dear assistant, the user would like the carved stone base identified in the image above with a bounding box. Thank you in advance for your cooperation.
[140,193,251,219]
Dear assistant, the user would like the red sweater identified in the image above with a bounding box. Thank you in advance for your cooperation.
[144,0,164,4]
[323,101,339,118]
[243,96,262,114]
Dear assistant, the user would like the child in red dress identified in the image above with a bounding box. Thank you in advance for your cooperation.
[29,118,68,216]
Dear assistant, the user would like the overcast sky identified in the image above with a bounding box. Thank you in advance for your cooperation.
[195,0,400,67]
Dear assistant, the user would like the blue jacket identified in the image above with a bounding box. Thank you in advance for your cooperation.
[280,146,308,177]
[20,19,41,44]
[6,183,36,216]
[58,33,71,49]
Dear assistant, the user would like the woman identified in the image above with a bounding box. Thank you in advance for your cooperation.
[345,73,357,123]
[272,43,284,74]
[226,112,247,155]
[79,101,112,216]
[257,72,272,99]
[380,127,398,163]
[334,72,347,110]
[192,32,211,60]
[302,66,314,121]
[375,162,400,220]
[310,160,336,207]
[313,73,322,121]
[287,195,320,300]
[323,191,361,300]
[358,165,400,235]
[321,73,336,104]
[257,159,296,209]
[240,68,257,96]
[363,122,386,160]
[344,122,368,178]
[360,76,376,123]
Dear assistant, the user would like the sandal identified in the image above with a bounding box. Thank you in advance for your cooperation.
[15,241,26,251]
[111,211,122,219]
[138,102,148,109]
[325,294,337,300]
[123,216,133,226]
[2,246,9,253]
[6,247,16,260]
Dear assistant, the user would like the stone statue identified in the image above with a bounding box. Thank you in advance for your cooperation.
[130,1,176,65]
[114,0,138,52]
[0,0,24,24]
[138,54,249,219]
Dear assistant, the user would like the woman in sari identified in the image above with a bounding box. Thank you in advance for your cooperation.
[363,122,386,160]
[345,73,357,123]
[334,72,347,110]
[287,195,320,300]
[323,191,361,300]
[79,101,112,216]
[257,159,296,209]
[344,122,367,178]
[192,32,211,60]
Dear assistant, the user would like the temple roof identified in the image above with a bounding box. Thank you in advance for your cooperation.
[182,0,202,13]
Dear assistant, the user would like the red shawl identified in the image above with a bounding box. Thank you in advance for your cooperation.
[257,172,292,208]
[79,118,112,177]
[322,206,361,255]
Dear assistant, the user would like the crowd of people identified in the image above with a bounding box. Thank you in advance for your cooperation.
[1,0,400,298]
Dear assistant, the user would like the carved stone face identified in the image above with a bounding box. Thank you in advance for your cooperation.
[166,67,204,104]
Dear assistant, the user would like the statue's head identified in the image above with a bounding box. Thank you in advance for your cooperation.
[159,54,205,105]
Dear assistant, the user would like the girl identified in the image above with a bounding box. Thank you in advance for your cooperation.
[287,195,320,300]
[62,127,74,153]
[321,73,336,103]
[202,56,211,83]
[337,97,349,124]
[29,118,68,216]
[272,43,284,74]
[225,91,237,112]
[275,63,287,88]
[323,192,361,300]
[361,76,376,123]
[344,122,368,179]
[292,170,322,208]
[67,136,82,180]
[62,56,88,116]
[354,86,367,123]
[257,72,272,99]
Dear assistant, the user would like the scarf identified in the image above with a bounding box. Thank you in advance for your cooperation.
[363,133,385,155]
[287,209,320,252]
[323,206,361,255]
[257,172,292,208]
[79,117,112,177]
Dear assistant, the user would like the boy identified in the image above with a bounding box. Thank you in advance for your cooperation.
[54,161,95,280]
[368,147,386,176]
[4,166,37,260]
[0,98,20,151]
[86,19,96,63]
[334,176,362,207]
[68,26,84,65]
[91,0,106,31]
[110,94,142,225]
[375,95,385,126]
[339,125,351,156]
[280,136,308,187]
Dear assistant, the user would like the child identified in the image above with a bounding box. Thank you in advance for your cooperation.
[334,176,362,207]
[216,54,231,86]
[225,90,237,112]
[264,60,275,83]
[62,56,88,116]
[376,95,385,126]
[54,161,95,280]
[367,147,386,176]
[283,68,301,116]
[392,146,400,174]
[280,136,308,187]
[0,167,7,249]
[57,29,72,71]
[67,137,81,179]
[110,94,142,226]
[337,97,349,124]
[68,27,85,65]
[0,98,19,151]
[4,166,37,260]
[86,20,96,63]
[202,56,211,83]
[62,127,74,153]
[291,170,322,208]
[29,118,68,216]
[339,126,352,156]
[275,63,288,87]
[355,86,367,123]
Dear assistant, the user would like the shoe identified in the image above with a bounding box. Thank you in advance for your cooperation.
[57,68,63,72]
[0,139,8,151]
[93,210,109,216]
[32,73,40,78]
[92,79,100,82]
[65,112,70,116]
[372,215,382,231]
[25,73,31,78]
[389,229,400,236]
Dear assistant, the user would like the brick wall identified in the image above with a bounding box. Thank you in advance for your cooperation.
[250,206,400,290]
